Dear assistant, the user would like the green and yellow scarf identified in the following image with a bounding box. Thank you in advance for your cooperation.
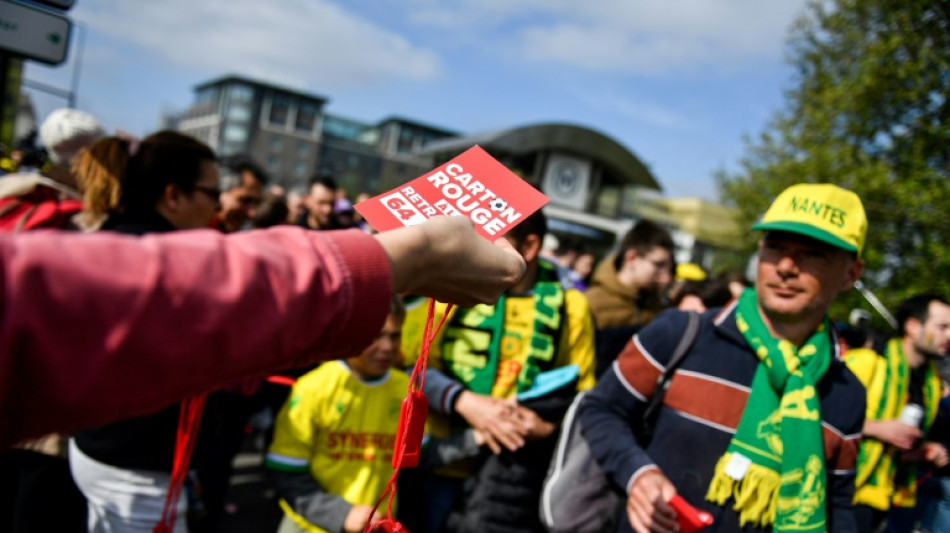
[441,260,565,395]
[706,289,831,532]
[852,338,940,509]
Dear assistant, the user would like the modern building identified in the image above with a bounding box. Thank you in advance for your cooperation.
[176,75,327,189]
[175,75,457,193]
[173,74,741,268]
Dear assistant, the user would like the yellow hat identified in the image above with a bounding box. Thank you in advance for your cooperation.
[676,262,707,281]
[752,183,867,255]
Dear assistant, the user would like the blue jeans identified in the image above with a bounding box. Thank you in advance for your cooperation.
[916,475,950,533]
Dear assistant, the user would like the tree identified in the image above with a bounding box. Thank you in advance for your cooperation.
[717,0,950,321]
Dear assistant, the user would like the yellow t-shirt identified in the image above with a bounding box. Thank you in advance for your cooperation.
[401,290,597,399]
[267,361,409,532]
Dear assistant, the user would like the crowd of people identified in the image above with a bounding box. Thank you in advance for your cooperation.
[1,108,949,533]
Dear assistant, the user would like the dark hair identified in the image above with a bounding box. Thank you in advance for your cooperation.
[614,219,675,271]
[389,294,406,321]
[118,131,216,214]
[895,294,949,337]
[308,174,338,193]
[252,194,290,229]
[507,209,547,246]
[232,158,268,187]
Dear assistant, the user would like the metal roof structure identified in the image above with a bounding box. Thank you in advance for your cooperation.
[418,122,661,191]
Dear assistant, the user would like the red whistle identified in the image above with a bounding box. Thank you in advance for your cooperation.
[392,391,428,468]
[668,494,714,533]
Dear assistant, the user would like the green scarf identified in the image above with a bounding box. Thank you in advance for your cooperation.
[440,260,564,395]
[706,289,831,532]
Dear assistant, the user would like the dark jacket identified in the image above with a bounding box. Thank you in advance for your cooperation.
[73,212,223,472]
[580,304,866,533]
[445,385,576,533]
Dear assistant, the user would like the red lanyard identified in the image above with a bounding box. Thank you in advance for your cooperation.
[153,394,207,533]
[363,299,453,533]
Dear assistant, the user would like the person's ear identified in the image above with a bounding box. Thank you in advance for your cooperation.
[838,257,865,293]
[520,234,542,263]
[158,183,183,212]
[618,248,639,273]
[905,316,922,339]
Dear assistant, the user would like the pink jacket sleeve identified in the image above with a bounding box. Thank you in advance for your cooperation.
[0,226,392,448]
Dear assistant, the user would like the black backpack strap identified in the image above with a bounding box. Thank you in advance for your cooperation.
[641,311,701,434]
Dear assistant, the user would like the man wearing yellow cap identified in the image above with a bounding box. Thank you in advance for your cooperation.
[580,183,869,533]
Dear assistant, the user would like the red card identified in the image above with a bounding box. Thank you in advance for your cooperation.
[355,146,549,240]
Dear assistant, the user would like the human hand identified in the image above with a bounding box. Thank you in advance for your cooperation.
[906,442,950,467]
[454,390,526,454]
[865,419,922,450]
[512,404,556,440]
[925,442,950,467]
[343,505,381,533]
[626,469,678,533]
[375,216,526,307]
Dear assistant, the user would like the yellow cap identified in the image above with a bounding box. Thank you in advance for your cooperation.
[752,183,867,255]
[676,262,707,281]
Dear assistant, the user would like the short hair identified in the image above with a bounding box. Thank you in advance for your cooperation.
[506,209,547,246]
[614,219,675,271]
[220,158,268,192]
[308,174,337,193]
[251,194,290,229]
[895,294,950,337]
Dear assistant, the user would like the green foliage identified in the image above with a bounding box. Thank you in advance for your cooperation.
[718,0,950,322]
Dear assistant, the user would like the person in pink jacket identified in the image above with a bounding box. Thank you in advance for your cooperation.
[0,216,525,449]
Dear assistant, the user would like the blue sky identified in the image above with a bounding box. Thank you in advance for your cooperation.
[24,0,809,201]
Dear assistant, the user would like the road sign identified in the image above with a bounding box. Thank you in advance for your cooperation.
[0,1,71,66]
[30,0,75,10]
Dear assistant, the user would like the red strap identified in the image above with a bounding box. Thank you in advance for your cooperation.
[364,299,453,533]
[153,394,207,533]
[265,375,298,387]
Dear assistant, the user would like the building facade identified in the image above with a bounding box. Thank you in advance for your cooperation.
[173,74,740,268]
[175,75,457,194]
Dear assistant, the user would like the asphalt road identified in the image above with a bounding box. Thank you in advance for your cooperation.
[215,451,283,533]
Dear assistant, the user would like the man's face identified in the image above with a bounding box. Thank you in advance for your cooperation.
[219,172,263,230]
[910,301,950,359]
[756,231,863,327]
[346,316,403,381]
[624,246,673,292]
[308,184,335,228]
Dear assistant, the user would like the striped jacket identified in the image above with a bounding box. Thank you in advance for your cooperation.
[579,303,866,533]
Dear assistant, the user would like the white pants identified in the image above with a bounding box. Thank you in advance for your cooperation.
[68,439,187,533]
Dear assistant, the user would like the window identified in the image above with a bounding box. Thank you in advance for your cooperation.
[267,155,279,171]
[227,105,251,121]
[196,87,218,104]
[296,101,318,132]
[294,162,306,176]
[268,94,291,126]
[224,124,247,142]
[297,141,309,157]
[229,83,254,103]
[396,127,415,154]
[270,136,283,151]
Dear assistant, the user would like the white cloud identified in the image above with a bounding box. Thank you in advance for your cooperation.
[73,0,443,90]
[403,0,808,75]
